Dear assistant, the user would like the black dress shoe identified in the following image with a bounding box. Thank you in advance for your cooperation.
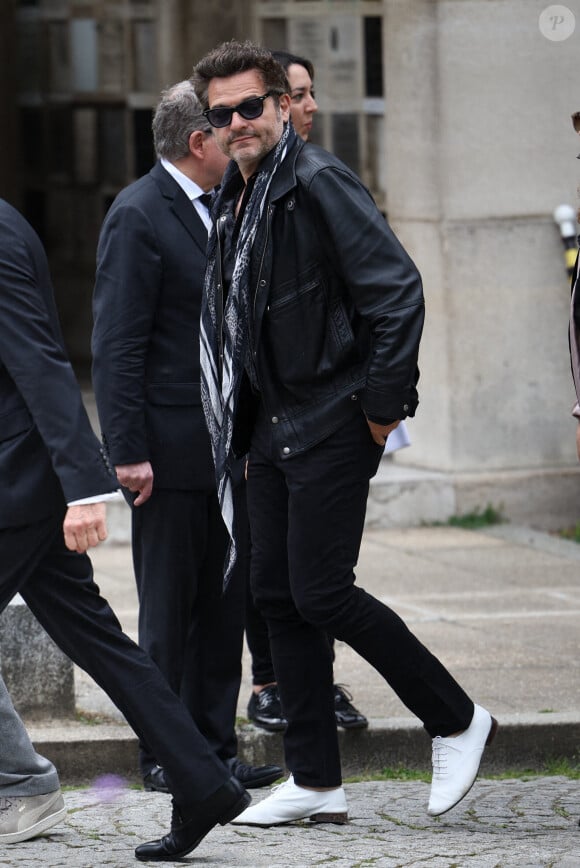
[225,756,283,789]
[134,776,250,861]
[334,684,368,730]
[142,765,169,794]
[247,685,288,732]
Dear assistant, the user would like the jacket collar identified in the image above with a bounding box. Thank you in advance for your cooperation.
[150,160,208,254]
[268,133,304,202]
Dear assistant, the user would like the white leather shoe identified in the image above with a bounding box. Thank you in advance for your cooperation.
[428,704,498,817]
[229,775,348,826]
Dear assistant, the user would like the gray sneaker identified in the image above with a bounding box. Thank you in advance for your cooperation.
[0,790,66,844]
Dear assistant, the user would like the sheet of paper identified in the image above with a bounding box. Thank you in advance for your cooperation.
[384,420,411,454]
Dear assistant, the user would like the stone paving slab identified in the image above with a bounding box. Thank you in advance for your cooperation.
[2,777,579,867]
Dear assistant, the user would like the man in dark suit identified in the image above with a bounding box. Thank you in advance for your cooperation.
[92,80,281,793]
[0,196,250,859]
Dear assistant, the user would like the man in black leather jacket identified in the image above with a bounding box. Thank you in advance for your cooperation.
[192,39,497,827]
[245,48,369,735]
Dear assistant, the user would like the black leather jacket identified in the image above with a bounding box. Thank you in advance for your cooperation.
[217,135,425,461]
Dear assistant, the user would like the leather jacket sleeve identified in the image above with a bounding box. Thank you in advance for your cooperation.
[306,164,425,422]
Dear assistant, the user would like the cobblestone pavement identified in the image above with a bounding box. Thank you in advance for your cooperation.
[1,776,579,867]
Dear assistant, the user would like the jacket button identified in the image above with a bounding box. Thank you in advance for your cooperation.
[287,199,295,210]
[282,446,290,455]
[259,279,267,287]
[351,394,358,401]
[272,416,279,424]
[403,403,409,412]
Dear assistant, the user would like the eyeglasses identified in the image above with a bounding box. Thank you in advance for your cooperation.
[203,92,274,128]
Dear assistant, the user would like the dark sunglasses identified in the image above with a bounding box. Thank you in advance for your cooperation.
[203,92,274,128]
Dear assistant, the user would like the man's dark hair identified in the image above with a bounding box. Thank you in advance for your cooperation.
[270,50,314,82]
[152,80,210,161]
[191,40,289,110]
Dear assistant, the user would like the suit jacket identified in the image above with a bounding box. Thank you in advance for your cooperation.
[92,161,216,491]
[0,199,116,529]
[569,250,580,419]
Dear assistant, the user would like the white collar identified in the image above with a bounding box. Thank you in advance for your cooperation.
[160,157,204,202]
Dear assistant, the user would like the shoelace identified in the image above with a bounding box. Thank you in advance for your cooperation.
[431,737,449,776]
[334,684,354,701]
[271,776,294,796]
[257,686,279,710]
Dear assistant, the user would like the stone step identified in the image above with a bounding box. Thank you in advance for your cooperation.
[25,713,580,785]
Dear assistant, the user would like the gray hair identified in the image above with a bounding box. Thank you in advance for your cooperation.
[152,80,210,161]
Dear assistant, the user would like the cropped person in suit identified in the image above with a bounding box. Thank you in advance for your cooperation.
[92,81,282,793]
[569,112,580,833]
[245,49,368,734]
[568,110,580,456]
[0,196,250,858]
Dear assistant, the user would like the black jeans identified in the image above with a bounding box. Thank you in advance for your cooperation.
[247,408,474,788]
[245,583,276,685]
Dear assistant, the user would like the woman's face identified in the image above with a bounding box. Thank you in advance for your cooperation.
[286,63,318,141]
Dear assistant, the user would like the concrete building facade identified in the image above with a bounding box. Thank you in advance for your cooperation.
[1,0,579,527]
[382,0,580,526]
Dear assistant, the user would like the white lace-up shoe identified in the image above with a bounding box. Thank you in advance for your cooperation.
[428,704,498,817]
[229,775,348,826]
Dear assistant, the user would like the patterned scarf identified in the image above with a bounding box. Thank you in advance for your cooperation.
[200,121,294,587]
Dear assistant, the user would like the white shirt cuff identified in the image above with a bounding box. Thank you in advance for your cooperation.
[67,491,123,506]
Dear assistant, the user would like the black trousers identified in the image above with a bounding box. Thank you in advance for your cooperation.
[245,593,336,685]
[244,582,276,685]
[131,485,247,773]
[0,513,229,806]
[247,409,474,788]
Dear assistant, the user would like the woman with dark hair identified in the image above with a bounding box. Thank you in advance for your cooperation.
[271,50,318,141]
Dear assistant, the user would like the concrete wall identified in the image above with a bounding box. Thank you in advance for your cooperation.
[160,0,254,86]
[385,0,580,479]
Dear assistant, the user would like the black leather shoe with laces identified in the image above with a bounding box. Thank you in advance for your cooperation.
[142,765,169,793]
[247,685,288,732]
[225,756,283,789]
[334,684,368,729]
[134,777,251,861]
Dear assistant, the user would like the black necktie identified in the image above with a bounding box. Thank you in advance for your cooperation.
[198,193,213,210]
